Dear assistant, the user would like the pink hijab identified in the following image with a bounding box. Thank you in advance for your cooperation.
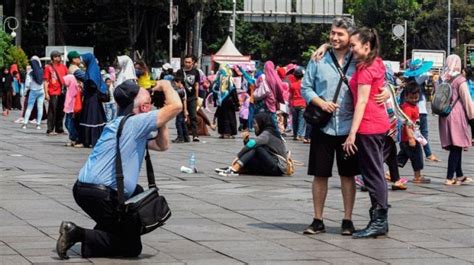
[108,66,116,82]
[264,61,285,104]
[442,54,462,81]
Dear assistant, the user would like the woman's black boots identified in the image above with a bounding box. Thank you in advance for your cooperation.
[353,208,388,239]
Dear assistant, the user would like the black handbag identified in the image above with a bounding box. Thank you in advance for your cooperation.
[115,115,171,235]
[304,50,353,127]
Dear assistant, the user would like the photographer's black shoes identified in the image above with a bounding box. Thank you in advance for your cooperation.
[57,221,84,259]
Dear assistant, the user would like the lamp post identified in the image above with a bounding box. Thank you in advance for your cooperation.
[3,16,19,39]
[168,0,173,63]
[230,0,236,43]
[447,0,451,54]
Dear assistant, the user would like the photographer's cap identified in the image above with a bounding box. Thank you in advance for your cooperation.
[114,80,140,116]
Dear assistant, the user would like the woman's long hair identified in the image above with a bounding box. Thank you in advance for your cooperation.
[351,27,380,66]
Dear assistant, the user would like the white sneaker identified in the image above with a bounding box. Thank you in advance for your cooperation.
[218,168,239,177]
[215,167,230,173]
[36,125,41,130]
[21,124,27,129]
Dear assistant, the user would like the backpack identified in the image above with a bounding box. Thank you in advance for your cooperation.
[274,151,295,176]
[431,77,459,117]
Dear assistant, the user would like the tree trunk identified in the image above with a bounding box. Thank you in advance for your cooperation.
[47,0,55,45]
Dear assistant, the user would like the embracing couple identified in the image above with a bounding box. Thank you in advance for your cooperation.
[302,17,391,239]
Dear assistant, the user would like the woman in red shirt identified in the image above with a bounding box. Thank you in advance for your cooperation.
[342,28,390,239]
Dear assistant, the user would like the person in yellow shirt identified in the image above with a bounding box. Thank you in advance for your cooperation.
[135,61,152,90]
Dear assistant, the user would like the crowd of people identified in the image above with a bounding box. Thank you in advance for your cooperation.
[0,16,473,259]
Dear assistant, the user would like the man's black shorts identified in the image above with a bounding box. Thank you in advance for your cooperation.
[307,129,360,177]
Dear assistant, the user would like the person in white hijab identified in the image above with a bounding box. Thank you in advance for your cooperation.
[115,55,137,87]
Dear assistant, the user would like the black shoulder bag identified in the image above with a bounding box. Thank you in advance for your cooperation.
[304,50,353,127]
[116,115,171,235]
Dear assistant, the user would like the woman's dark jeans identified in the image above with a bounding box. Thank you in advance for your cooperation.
[238,146,282,176]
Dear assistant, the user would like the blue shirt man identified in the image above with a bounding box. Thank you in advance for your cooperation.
[78,110,158,198]
[56,79,182,260]
[301,51,356,136]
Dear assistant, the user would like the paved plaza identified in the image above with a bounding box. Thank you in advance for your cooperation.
[0,111,473,265]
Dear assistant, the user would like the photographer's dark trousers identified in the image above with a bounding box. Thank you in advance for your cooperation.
[47,94,65,133]
[73,181,144,258]
[187,99,198,137]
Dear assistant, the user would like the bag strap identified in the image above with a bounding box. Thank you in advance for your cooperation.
[115,114,157,206]
[50,64,64,87]
[328,50,353,103]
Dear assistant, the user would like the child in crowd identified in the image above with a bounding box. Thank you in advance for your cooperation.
[397,81,429,184]
[103,78,116,122]
[171,74,189,143]
[238,91,249,131]
[289,67,306,141]
[63,74,82,147]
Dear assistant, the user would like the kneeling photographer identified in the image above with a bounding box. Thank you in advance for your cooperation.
[56,79,181,259]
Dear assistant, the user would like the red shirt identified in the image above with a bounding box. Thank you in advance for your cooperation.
[400,102,419,142]
[44,63,68,96]
[349,57,390,134]
[289,79,306,108]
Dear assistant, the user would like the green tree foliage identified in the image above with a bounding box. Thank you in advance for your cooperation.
[0,31,14,68]
[346,0,420,61]
[5,46,29,70]
[347,0,474,61]
[11,0,474,67]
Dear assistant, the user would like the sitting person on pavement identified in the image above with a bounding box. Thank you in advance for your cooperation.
[55,79,181,259]
[216,112,287,177]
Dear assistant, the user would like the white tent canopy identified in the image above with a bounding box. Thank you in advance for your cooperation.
[212,36,250,65]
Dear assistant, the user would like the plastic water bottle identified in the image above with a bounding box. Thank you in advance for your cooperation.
[189,153,196,173]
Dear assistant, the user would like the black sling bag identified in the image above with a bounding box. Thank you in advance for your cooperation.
[304,50,353,127]
[115,114,171,235]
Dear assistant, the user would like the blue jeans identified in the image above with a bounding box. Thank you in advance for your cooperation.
[23,89,44,125]
[65,113,79,142]
[103,103,117,122]
[247,103,255,130]
[292,107,306,138]
[419,113,432,157]
[175,112,188,139]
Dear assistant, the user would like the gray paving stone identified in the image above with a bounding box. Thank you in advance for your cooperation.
[0,110,473,264]
[0,255,32,265]
[354,247,448,259]
[382,258,472,265]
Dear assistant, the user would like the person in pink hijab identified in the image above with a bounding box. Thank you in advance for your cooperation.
[438,54,474,185]
[253,61,286,134]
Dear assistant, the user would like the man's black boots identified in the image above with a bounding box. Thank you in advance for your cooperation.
[353,208,388,239]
